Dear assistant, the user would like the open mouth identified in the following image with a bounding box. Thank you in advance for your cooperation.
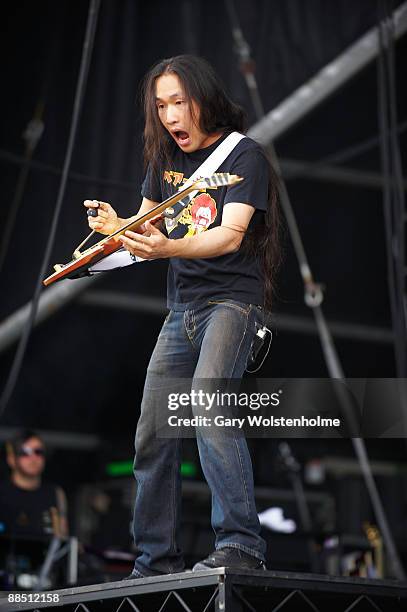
[173,130,190,147]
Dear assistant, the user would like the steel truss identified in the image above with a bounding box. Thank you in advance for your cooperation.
[1,569,407,612]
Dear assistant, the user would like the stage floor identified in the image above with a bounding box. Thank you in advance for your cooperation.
[1,568,406,611]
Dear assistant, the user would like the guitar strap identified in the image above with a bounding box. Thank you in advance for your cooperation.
[164,131,246,220]
[89,131,246,273]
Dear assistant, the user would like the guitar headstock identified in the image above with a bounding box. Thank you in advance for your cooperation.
[193,173,244,190]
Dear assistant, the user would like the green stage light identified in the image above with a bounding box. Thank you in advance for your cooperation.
[106,460,197,478]
[180,461,197,477]
[106,460,133,477]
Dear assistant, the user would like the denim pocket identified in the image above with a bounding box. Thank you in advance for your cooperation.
[207,300,251,315]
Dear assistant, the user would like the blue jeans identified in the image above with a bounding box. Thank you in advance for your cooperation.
[131,300,267,576]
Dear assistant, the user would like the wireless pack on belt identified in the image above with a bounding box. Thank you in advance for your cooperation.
[246,324,273,373]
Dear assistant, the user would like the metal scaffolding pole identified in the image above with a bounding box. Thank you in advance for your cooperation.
[0,287,394,356]
[1,5,406,358]
[79,290,394,344]
[2,147,406,191]
[225,0,406,579]
[279,158,407,190]
[248,2,407,144]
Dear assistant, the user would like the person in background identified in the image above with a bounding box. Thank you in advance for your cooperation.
[0,429,68,538]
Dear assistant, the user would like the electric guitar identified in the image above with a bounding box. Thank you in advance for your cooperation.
[43,172,243,286]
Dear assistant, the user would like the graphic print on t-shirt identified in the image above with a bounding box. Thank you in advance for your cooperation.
[164,171,218,237]
[186,193,217,236]
[141,134,269,308]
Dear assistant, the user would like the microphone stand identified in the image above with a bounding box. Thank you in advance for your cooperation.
[278,442,320,573]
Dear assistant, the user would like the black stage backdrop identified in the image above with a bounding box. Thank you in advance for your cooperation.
[0,0,406,435]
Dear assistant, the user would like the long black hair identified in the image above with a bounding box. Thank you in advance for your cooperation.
[142,54,245,171]
[141,54,281,311]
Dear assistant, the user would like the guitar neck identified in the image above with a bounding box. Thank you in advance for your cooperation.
[100,183,197,244]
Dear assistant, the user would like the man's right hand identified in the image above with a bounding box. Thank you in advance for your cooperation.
[83,199,121,235]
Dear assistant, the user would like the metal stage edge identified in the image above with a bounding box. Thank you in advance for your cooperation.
[1,568,406,612]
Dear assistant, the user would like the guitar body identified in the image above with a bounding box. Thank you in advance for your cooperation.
[43,239,118,286]
[43,173,242,287]
[43,223,153,286]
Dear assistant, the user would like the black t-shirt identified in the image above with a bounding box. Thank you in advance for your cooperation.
[141,132,270,310]
[0,480,59,537]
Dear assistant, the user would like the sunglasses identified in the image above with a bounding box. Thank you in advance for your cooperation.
[17,446,46,458]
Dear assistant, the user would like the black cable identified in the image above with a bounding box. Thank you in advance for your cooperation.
[0,0,101,416]
[385,1,406,376]
[377,6,399,370]
[379,2,407,445]
[377,0,406,379]
[0,103,44,275]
